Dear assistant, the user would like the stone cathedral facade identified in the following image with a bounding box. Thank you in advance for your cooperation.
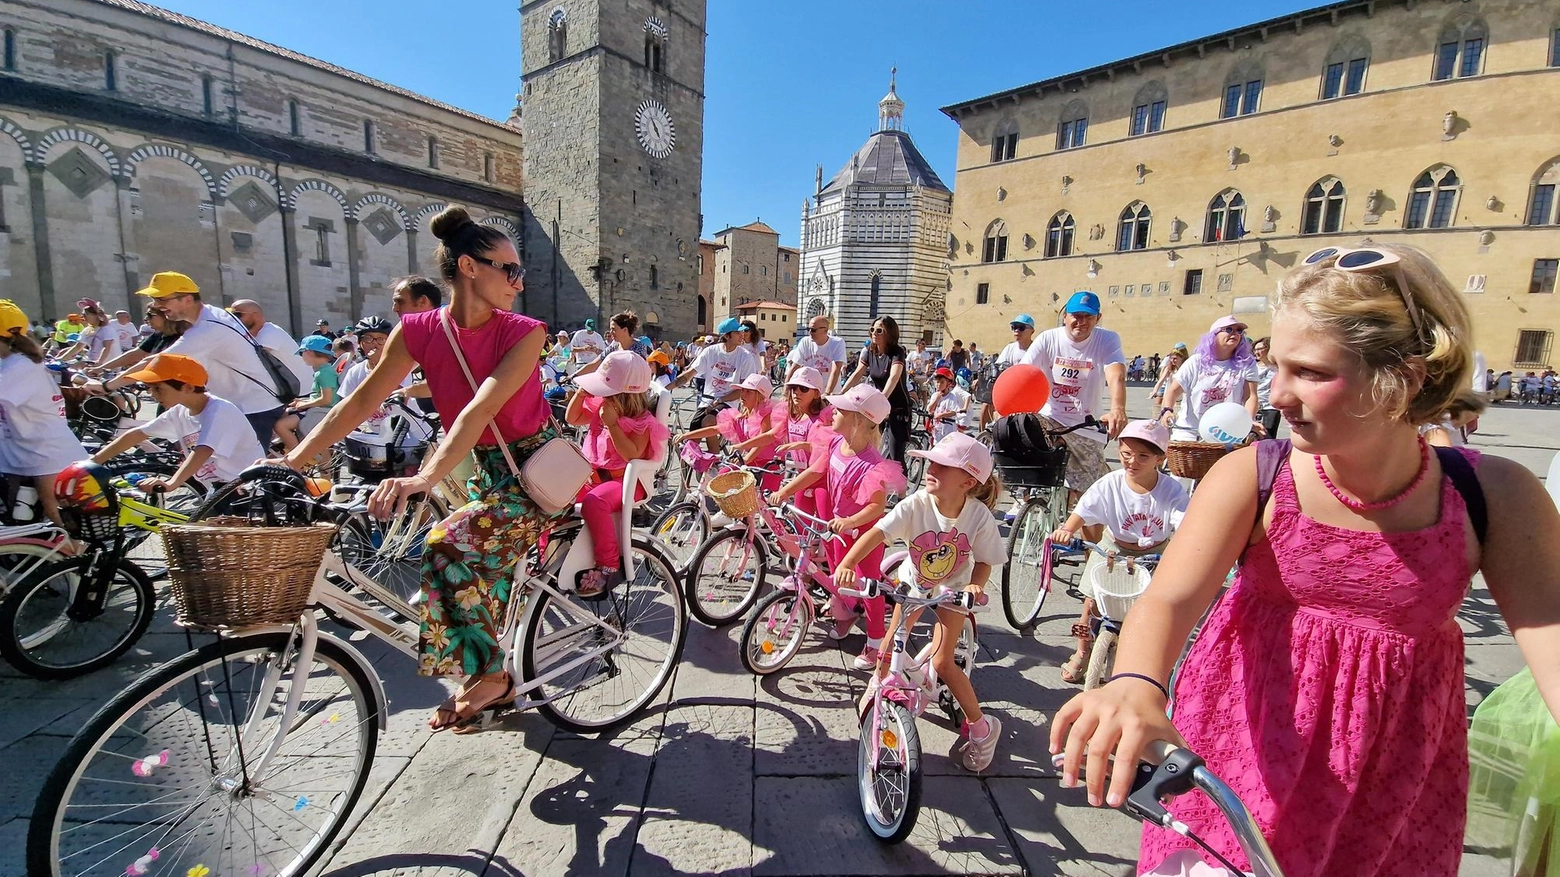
[798,76,953,349]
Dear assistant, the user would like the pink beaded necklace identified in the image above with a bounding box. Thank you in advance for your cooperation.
[1315,436,1431,511]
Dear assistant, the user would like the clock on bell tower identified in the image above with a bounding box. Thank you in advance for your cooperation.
[518,0,706,342]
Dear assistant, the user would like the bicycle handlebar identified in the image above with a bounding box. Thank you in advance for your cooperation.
[838,579,988,612]
[1052,538,1162,567]
[1046,415,1104,438]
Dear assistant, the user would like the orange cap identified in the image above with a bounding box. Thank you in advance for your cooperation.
[124,353,208,386]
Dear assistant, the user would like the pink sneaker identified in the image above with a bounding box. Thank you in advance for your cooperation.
[826,595,858,640]
[958,715,1002,772]
[852,644,882,671]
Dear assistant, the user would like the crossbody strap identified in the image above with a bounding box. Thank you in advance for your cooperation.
[1433,445,1487,546]
[212,315,288,397]
[439,308,522,479]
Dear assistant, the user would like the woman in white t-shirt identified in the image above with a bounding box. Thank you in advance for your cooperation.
[0,300,90,531]
[1159,315,1260,442]
[1049,420,1188,684]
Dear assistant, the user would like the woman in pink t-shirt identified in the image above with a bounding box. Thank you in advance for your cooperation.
[284,206,553,733]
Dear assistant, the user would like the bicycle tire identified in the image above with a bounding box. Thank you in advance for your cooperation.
[684,526,768,626]
[649,500,707,571]
[858,699,923,844]
[0,540,63,594]
[1001,496,1060,631]
[0,556,154,679]
[28,632,379,877]
[336,495,445,622]
[190,469,324,526]
[903,432,928,492]
[522,536,686,734]
[1083,626,1118,691]
[739,587,811,675]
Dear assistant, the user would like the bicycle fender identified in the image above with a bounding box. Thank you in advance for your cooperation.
[313,630,391,732]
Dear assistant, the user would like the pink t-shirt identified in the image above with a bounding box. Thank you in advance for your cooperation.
[399,308,548,445]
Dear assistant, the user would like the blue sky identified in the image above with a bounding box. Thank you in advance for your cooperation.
[156,0,1309,246]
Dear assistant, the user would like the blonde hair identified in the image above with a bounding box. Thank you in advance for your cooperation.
[1273,244,1472,425]
[970,470,1003,510]
[614,390,650,419]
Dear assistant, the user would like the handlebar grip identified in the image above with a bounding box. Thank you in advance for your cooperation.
[837,580,880,600]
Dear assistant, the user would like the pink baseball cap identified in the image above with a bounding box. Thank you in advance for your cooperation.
[1209,314,1247,333]
[574,350,651,397]
[737,373,773,396]
[1117,419,1170,453]
[826,384,891,424]
[909,432,993,482]
[785,366,826,391]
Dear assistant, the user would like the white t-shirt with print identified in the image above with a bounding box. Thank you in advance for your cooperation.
[82,326,120,361]
[0,355,89,475]
[111,320,142,352]
[906,348,933,376]
[141,394,264,485]
[792,334,847,377]
[877,491,1006,592]
[163,305,283,414]
[1172,353,1258,441]
[690,344,759,404]
[1073,469,1189,549]
[339,360,427,442]
[570,330,605,365]
[929,386,971,442]
[1020,327,1126,437]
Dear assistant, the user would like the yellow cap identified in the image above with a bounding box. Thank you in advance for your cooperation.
[0,300,27,336]
[124,353,209,386]
[135,271,200,298]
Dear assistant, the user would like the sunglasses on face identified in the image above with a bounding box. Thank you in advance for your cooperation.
[1304,246,1426,339]
[472,256,526,285]
[871,327,886,335]
[1219,326,1246,337]
[1010,324,1030,332]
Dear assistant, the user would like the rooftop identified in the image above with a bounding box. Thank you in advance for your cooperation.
[94,0,518,132]
[734,300,796,311]
[821,129,949,194]
[713,220,781,238]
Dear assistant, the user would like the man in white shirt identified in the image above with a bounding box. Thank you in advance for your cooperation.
[110,310,141,352]
[1019,291,1128,491]
[977,313,1039,431]
[570,319,606,367]
[93,272,288,444]
[227,299,313,397]
[669,318,759,447]
[786,315,847,393]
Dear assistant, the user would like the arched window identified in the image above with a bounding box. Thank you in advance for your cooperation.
[547,8,567,64]
[1527,158,1560,226]
[1116,202,1152,252]
[982,220,1008,263]
[697,295,708,326]
[1302,178,1347,235]
[1056,100,1088,150]
[1322,35,1371,99]
[990,118,1018,163]
[644,16,668,73]
[1434,15,1487,80]
[1205,190,1246,242]
[1405,166,1461,229]
[869,271,882,318]
[1045,212,1075,258]
[649,264,659,289]
[806,298,827,319]
[1222,61,1263,118]
[1130,81,1168,136]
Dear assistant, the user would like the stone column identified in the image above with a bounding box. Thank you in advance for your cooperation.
[405,227,419,275]
[345,217,363,323]
[279,205,304,338]
[25,163,55,321]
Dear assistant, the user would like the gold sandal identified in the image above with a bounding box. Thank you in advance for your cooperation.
[1060,648,1091,685]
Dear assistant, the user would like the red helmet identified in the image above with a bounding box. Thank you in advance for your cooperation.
[54,460,118,516]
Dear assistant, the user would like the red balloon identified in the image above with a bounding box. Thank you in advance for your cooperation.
[992,364,1052,416]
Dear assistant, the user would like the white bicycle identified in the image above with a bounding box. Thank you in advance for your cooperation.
[27,465,686,877]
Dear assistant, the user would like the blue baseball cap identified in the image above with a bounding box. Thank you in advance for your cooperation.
[298,335,334,355]
[1064,291,1102,315]
[716,317,742,335]
[1009,314,1035,329]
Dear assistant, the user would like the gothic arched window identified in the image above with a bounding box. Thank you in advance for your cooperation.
[869,271,882,318]
[1116,202,1151,252]
[1322,35,1371,99]
[547,8,567,64]
[1527,157,1560,226]
[1434,15,1487,80]
[1045,212,1075,258]
[1205,190,1246,242]
[1222,61,1263,118]
[1056,100,1088,150]
[1130,81,1168,136]
[990,119,1018,163]
[644,16,668,73]
[982,220,1008,263]
[1302,178,1347,235]
[1405,166,1461,229]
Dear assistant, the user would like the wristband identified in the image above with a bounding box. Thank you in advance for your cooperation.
[1109,672,1169,700]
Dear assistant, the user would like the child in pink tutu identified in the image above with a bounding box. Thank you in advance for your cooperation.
[766,366,835,516]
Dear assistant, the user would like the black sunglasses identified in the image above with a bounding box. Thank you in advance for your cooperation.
[1010,323,1031,331]
[472,256,526,285]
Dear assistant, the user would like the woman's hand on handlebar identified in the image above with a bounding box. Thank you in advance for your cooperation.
[1049,682,1184,809]
[367,473,433,521]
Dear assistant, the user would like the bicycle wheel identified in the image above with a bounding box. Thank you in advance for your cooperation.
[684,526,768,626]
[649,501,707,571]
[336,495,445,621]
[1083,626,1118,691]
[123,482,206,573]
[0,556,154,679]
[191,469,324,526]
[0,540,63,594]
[1001,494,1062,631]
[903,433,928,492]
[521,536,686,734]
[857,699,922,843]
[739,587,811,675]
[28,631,378,877]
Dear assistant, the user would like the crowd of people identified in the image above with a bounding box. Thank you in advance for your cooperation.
[5,204,1560,875]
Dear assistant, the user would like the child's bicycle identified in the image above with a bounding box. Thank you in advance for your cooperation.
[838,576,983,843]
[737,503,861,674]
[678,452,799,626]
[1044,539,1160,690]
[649,442,788,576]
[1053,740,1284,876]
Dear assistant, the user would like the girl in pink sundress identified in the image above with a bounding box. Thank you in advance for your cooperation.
[768,384,906,670]
[1051,244,1560,877]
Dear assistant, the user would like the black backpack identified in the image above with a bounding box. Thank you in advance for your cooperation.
[215,317,303,403]
[991,413,1069,487]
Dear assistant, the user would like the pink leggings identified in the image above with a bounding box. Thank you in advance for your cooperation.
[579,478,646,568]
[827,534,887,639]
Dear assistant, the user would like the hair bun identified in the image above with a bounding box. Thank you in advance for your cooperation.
[429,205,476,243]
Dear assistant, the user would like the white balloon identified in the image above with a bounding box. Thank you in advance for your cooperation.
[1199,401,1252,445]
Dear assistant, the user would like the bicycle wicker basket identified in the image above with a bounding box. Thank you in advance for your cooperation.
[705,470,761,518]
[1166,440,1245,481]
[162,517,338,630]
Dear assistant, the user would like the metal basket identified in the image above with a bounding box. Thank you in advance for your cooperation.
[1090,557,1152,622]
[162,518,337,630]
[705,470,761,519]
[59,504,122,544]
[343,435,428,479]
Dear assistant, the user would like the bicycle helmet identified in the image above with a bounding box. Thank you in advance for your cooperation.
[354,316,393,337]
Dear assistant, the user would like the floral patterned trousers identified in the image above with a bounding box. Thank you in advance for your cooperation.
[417,431,563,678]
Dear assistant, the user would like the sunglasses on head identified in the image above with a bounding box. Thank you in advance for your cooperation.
[472,256,526,285]
[1304,246,1426,340]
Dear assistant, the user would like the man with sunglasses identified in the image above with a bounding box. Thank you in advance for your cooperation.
[977,313,1040,432]
[1019,291,1127,491]
[786,315,847,394]
[87,271,290,445]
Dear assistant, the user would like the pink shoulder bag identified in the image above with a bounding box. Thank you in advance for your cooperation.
[439,310,591,515]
